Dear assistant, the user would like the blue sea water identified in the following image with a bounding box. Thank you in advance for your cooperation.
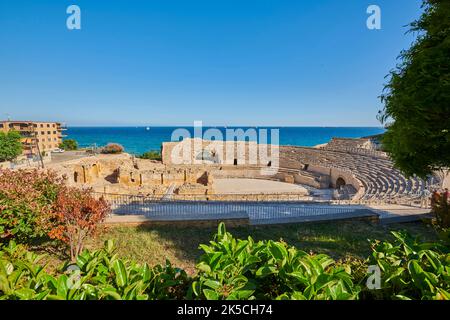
[65,127,385,155]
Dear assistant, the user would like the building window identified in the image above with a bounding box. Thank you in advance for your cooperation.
[47,124,50,127]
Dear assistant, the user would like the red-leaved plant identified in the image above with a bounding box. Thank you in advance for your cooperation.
[101,143,124,154]
[1,169,110,261]
[0,169,66,242]
[49,187,110,261]
[431,190,450,229]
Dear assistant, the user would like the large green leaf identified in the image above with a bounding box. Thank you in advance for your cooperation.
[56,275,68,299]
[203,289,219,300]
[113,260,128,287]
[203,280,221,290]
[268,241,288,261]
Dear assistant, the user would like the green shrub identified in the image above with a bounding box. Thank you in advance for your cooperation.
[365,231,450,300]
[101,143,124,154]
[0,240,190,300]
[137,151,162,161]
[0,224,361,300]
[0,131,22,162]
[1,223,449,300]
[192,223,360,300]
[59,139,78,151]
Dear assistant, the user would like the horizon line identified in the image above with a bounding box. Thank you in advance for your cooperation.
[65,125,385,128]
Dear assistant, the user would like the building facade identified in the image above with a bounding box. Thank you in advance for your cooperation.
[0,121,66,156]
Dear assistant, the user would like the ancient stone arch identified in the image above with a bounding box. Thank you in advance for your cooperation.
[336,177,346,189]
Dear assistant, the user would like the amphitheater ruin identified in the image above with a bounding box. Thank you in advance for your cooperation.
[48,137,438,207]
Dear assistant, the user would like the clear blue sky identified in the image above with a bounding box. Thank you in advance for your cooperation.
[0,0,422,126]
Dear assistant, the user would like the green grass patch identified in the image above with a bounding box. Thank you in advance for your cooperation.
[87,220,438,275]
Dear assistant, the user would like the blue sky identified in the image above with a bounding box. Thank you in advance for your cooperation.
[0,0,422,126]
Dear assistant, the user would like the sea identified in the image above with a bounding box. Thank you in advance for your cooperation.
[65,127,385,155]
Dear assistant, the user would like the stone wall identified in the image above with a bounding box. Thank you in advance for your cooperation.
[162,138,276,167]
[306,164,364,198]
[73,163,101,184]
[292,171,329,189]
[60,148,332,196]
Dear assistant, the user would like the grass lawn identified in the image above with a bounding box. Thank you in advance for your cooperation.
[86,220,438,275]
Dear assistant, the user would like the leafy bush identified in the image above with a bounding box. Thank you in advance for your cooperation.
[1,223,449,300]
[0,225,360,300]
[138,151,162,161]
[101,143,124,154]
[0,131,23,162]
[0,240,189,300]
[0,170,65,243]
[59,139,78,151]
[0,170,111,261]
[366,231,450,300]
[378,0,450,177]
[192,223,360,300]
[47,188,110,261]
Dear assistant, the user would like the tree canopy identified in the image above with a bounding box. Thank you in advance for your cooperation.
[59,139,78,151]
[0,131,23,162]
[138,150,162,161]
[378,0,450,178]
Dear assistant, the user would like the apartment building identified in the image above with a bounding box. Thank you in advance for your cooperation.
[0,121,66,156]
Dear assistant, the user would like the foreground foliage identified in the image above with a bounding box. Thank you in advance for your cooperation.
[0,240,189,300]
[48,188,110,261]
[1,223,448,300]
[0,169,110,261]
[192,224,360,300]
[366,230,450,300]
[0,170,65,242]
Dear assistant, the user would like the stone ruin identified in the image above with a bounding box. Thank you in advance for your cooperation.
[48,136,436,203]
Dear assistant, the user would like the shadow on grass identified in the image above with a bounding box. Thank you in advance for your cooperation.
[94,220,438,274]
[28,237,69,261]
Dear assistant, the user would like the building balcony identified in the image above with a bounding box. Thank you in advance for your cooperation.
[20,132,37,138]
[22,143,37,148]
[10,127,32,132]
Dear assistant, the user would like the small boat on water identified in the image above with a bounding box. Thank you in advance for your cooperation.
[146,127,150,131]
